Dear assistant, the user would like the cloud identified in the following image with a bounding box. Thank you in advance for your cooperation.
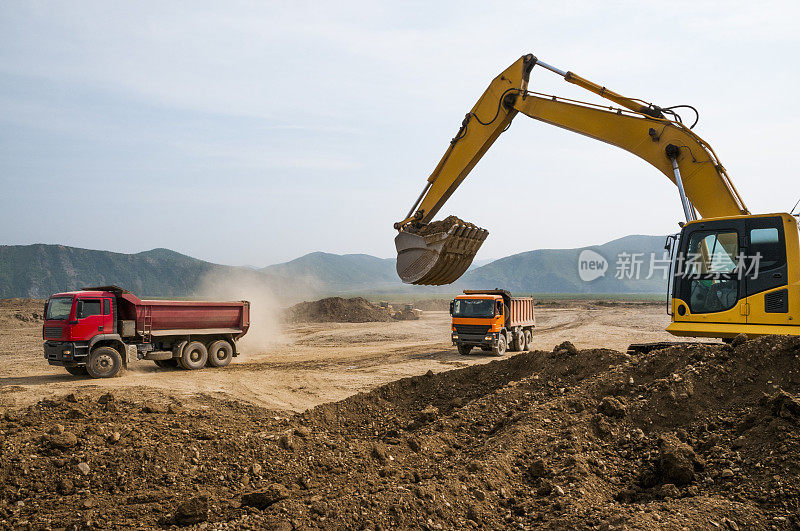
[1,1,799,266]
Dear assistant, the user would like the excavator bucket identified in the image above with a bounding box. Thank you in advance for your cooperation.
[395,223,488,285]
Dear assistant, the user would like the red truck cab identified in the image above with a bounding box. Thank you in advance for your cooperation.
[43,290,117,371]
[43,286,250,379]
[450,289,535,356]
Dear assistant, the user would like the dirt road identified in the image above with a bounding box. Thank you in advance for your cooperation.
[0,299,691,411]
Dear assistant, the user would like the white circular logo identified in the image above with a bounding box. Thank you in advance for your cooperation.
[577,249,608,282]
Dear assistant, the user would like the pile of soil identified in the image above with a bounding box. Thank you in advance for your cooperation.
[0,299,44,324]
[284,297,393,324]
[1,335,799,528]
[419,215,477,236]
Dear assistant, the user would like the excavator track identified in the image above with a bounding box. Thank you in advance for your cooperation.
[627,341,722,355]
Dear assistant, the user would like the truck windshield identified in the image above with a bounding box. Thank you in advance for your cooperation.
[46,297,73,320]
[452,299,495,318]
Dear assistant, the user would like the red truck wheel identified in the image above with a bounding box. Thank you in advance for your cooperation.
[86,347,123,378]
[181,341,208,370]
[207,340,233,368]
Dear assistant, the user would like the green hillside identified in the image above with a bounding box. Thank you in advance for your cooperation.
[459,235,669,294]
[0,236,670,299]
[261,252,398,291]
[0,245,223,298]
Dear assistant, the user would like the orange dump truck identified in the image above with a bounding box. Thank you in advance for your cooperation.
[450,289,535,356]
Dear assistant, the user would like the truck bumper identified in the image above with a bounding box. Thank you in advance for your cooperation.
[452,332,497,348]
[43,341,89,366]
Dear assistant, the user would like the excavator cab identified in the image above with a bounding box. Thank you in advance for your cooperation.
[668,213,799,338]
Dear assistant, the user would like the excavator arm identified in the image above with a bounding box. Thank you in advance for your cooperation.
[395,53,749,285]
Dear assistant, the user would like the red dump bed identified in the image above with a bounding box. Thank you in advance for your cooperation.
[116,292,250,338]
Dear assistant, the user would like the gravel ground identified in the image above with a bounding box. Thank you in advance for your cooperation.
[1,334,799,529]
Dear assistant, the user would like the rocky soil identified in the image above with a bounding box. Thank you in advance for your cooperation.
[284,297,393,324]
[1,334,799,529]
[0,298,43,325]
[418,215,477,236]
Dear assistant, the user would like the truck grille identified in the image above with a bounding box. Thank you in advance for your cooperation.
[454,324,490,336]
[44,327,62,339]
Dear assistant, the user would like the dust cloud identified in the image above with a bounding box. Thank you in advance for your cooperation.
[195,269,287,354]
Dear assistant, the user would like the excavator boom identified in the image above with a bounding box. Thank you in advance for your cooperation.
[395,53,748,285]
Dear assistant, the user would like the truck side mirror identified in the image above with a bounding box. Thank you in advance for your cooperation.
[75,300,84,319]
[449,301,454,315]
[496,301,502,314]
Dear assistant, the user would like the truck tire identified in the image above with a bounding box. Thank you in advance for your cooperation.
[457,344,472,356]
[510,330,525,352]
[64,365,88,377]
[523,329,532,351]
[181,341,208,370]
[207,340,233,368]
[154,359,178,368]
[86,346,123,378]
[492,334,507,357]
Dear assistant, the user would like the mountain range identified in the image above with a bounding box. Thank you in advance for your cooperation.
[0,235,669,300]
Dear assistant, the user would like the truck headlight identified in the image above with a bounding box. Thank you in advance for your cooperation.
[62,349,71,355]
[452,334,458,339]
[485,336,493,341]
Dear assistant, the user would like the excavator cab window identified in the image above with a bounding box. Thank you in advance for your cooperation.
[749,227,783,272]
[676,216,788,316]
[744,216,787,297]
[682,229,741,314]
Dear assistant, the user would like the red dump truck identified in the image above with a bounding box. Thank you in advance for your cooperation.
[42,286,250,378]
[450,289,535,356]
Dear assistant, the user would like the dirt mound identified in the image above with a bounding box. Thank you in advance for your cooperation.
[1,336,799,528]
[284,297,392,323]
[418,215,477,236]
[0,298,44,324]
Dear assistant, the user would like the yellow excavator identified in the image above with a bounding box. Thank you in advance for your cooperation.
[394,53,800,340]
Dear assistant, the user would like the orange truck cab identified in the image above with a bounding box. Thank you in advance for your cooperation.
[450,289,535,356]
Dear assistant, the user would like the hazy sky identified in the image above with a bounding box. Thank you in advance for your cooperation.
[1,1,798,266]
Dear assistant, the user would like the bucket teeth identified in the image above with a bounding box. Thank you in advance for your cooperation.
[395,223,488,285]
